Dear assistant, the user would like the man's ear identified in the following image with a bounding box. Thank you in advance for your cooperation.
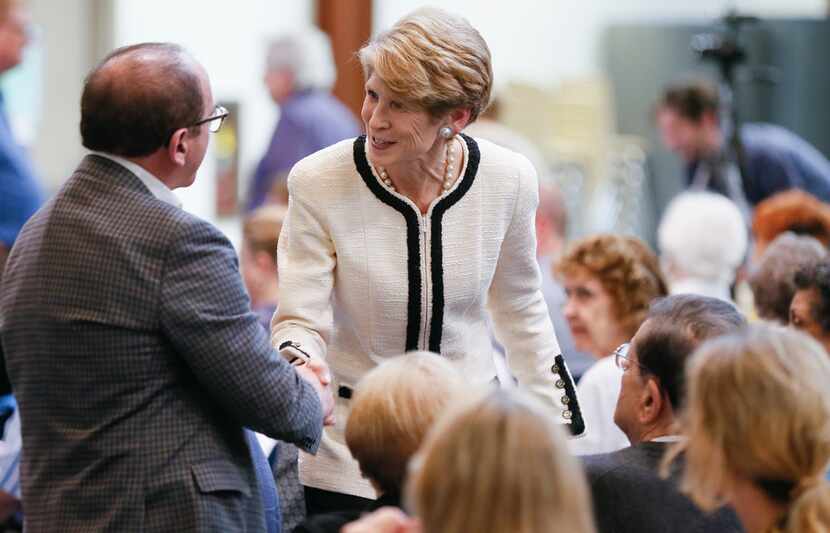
[167,128,189,167]
[638,377,664,425]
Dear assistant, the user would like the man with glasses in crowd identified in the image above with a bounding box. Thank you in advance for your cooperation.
[0,42,333,532]
[582,294,745,533]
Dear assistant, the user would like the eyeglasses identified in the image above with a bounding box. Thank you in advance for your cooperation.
[191,105,229,133]
[613,342,648,372]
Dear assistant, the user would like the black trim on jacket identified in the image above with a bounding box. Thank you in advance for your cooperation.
[353,136,422,351]
[428,133,480,351]
[556,354,586,436]
[352,134,479,353]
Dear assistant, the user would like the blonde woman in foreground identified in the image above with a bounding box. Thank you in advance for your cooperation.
[675,324,830,533]
[343,389,597,533]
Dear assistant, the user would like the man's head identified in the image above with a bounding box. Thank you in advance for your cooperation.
[749,232,827,324]
[0,0,29,74]
[535,182,568,259]
[614,294,746,445]
[264,28,335,105]
[655,81,721,162]
[790,261,830,355]
[81,43,220,188]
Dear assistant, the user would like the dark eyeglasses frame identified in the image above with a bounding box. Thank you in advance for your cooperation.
[613,342,650,373]
[167,105,229,145]
[190,105,229,133]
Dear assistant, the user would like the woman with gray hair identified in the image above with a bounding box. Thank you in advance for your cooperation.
[658,191,747,302]
[272,7,580,513]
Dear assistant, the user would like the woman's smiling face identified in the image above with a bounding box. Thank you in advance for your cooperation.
[360,73,444,169]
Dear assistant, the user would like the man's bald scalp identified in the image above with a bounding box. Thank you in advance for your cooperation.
[81,42,205,157]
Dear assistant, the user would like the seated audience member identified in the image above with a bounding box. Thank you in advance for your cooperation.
[343,389,597,533]
[658,191,747,302]
[241,205,286,330]
[748,233,827,323]
[241,204,305,531]
[555,234,667,454]
[583,294,745,533]
[296,352,462,532]
[790,261,830,354]
[751,189,830,262]
[677,325,830,533]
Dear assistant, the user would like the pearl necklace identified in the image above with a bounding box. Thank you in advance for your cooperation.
[378,139,458,193]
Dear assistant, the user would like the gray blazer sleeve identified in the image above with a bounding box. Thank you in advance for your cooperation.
[158,217,323,453]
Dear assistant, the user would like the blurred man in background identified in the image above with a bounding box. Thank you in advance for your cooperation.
[656,80,830,207]
[246,28,360,210]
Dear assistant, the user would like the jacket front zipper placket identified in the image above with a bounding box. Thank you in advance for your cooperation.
[419,212,431,351]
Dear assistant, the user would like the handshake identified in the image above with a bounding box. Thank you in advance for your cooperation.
[279,341,336,426]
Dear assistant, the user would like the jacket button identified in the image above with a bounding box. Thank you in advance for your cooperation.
[550,364,560,374]
[561,395,570,405]
[562,410,573,420]
[555,379,565,389]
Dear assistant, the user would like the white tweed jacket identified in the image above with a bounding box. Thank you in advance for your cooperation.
[272,135,583,498]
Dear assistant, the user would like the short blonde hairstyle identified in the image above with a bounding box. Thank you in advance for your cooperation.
[407,389,597,533]
[344,352,462,495]
[358,7,492,122]
[676,325,830,533]
[242,205,287,258]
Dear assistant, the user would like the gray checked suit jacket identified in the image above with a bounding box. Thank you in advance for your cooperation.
[583,442,744,533]
[0,155,323,532]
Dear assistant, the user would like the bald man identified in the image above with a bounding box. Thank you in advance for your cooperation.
[0,43,333,532]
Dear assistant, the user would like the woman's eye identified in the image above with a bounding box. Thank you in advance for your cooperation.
[390,101,404,111]
[366,89,378,100]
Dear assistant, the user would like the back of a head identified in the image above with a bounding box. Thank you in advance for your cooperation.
[344,352,461,496]
[243,205,287,259]
[752,189,830,253]
[266,27,335,92]
[657,80,720,122]
[637,294,745,411]
[793,260,830,336]
[81,42,204,158]
[658,191,747,286]
[749,232,827,323]
[408,389,596,533]
[681,325,830,533]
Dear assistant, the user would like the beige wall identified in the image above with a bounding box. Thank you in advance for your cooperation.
[28,0,112,190]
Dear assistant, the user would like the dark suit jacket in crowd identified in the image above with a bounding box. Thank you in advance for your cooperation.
[294,492,401,533]
[0,155,323,532]
[584,441,744,533]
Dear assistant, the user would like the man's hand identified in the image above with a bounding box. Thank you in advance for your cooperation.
[341,507,420,533]
[295,357,335,426]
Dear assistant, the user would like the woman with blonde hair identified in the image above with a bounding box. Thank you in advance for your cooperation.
[296,352,461,532]
[343,389,597,533]
[273,6,580,512]
[676,324,830,533]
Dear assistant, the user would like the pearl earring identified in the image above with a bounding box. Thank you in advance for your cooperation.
[439,126,454,140]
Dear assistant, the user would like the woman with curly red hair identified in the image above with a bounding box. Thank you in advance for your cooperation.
[751,189,830,261]
[555,234,667,455]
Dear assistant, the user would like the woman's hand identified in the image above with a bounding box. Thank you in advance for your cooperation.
[341,507,420,533]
